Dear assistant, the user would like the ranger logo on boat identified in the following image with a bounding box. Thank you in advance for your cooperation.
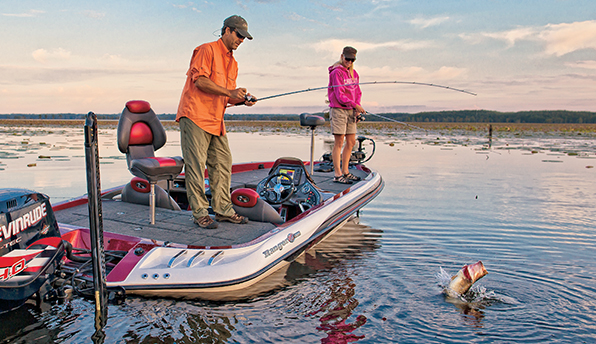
[0,203,47,243]
[263,231,301,258]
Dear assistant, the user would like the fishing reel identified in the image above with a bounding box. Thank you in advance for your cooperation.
[244,94,257,103]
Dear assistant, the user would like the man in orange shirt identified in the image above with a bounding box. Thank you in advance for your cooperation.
[176,15,256,229]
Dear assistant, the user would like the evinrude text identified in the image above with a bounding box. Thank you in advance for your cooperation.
[0,203,47,243]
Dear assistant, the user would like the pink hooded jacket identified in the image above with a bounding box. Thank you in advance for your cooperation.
[328,64,362,109]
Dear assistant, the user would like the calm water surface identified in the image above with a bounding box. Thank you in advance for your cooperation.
[0,125,595,343]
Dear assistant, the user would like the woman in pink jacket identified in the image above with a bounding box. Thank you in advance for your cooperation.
[328,46,366,184]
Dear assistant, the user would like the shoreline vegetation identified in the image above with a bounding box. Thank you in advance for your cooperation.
[1,118,596,135]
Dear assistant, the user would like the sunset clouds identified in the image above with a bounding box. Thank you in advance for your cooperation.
[1,1,595,114]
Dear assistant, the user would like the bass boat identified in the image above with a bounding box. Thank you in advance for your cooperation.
[0,100,383,311]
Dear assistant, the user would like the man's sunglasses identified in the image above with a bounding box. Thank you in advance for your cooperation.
[234,30,246,40]
[345,57,356,62]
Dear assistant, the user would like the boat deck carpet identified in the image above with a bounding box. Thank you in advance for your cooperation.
[53,166,367,247]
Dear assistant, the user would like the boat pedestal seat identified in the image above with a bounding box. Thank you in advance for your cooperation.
[300,112,326,176]
[130,157,183,184]
[231,188,284,224]
[117,100,184,224]
[299,112,326,128]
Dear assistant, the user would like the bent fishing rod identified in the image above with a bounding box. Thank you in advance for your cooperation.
[241,80,476,104]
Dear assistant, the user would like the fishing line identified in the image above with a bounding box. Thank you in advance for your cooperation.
[363,112,427,131]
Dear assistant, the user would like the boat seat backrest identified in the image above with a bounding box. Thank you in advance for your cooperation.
[231,188,284,224]
[117,100,168,167]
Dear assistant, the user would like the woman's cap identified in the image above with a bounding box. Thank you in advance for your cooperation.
[342,46,357,59]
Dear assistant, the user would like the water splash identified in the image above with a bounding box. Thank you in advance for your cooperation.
[436,267,514,305]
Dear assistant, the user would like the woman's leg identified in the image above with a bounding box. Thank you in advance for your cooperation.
[341,133,356,175]
[333,134,345,177]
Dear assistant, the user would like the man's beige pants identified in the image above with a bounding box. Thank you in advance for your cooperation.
[179,117,235,219]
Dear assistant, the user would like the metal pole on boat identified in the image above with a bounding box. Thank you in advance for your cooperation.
[84,112,108,334]
[309,127,315,176]
[300,113,325,175]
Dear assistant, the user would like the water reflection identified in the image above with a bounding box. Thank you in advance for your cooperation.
[296,220,380,343]
[308,273,367,343]
[110,219,382,343]
[0,218,383,343]
[444,295,486,328]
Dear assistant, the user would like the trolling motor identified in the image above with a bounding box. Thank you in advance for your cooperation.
[318,135,376,171]
[352,136,376,164]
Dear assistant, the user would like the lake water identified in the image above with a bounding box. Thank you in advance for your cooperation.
[1,124,595,343]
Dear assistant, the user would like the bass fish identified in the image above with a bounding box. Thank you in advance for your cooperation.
[447,261,488,297]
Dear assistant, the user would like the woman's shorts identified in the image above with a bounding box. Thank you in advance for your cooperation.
[329,107,357,135]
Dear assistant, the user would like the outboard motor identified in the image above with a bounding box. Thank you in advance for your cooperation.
[0,189,65,313]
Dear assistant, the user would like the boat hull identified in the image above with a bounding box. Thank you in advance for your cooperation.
[57,166,384,299]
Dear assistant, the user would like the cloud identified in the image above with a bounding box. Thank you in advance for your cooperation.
[172,2,201,13]
[82,10,106,19]
[2,9,44,17]
[0,62,179,86]
[358,65,467,81]
[539,21,596,56]
[479,27,538,47]
[462,20,596,56]
[409,16,450,29]
[565,60,596,69]
[286,12,306,21]
[313,38,432,55]
[32,48,72,64]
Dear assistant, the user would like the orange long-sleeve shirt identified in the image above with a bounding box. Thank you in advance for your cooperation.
[176,38,238,136]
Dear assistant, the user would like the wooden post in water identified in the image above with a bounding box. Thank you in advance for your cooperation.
[488,124,493,148]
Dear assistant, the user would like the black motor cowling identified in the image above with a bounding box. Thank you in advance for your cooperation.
[0,189,64,313]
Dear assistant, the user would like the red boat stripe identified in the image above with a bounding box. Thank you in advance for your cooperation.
[0,251,42,267]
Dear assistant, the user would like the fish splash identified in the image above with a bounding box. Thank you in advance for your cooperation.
[436,261,488,299]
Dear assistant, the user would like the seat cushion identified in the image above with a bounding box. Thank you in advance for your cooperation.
[231,188,259,208]
[130,156,184,183]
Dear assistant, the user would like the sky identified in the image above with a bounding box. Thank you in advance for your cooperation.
[1,0,596,115]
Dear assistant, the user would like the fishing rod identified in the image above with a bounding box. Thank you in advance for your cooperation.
[242,80,476,104]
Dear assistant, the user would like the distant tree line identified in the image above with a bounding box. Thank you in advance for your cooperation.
[1,110,595,123]
[372,110,596,124]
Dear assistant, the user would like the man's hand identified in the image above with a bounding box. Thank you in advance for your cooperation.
[244,93,257,107]
[195,77,248,102]
[229,87,247,101]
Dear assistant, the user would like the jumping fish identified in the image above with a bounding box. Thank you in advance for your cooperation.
[446,261,488,297]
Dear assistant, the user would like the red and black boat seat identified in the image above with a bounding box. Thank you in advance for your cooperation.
[117,100,184,223]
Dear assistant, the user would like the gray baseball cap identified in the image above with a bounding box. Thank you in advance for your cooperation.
[342,46,357,59]
[223,15,253,40]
